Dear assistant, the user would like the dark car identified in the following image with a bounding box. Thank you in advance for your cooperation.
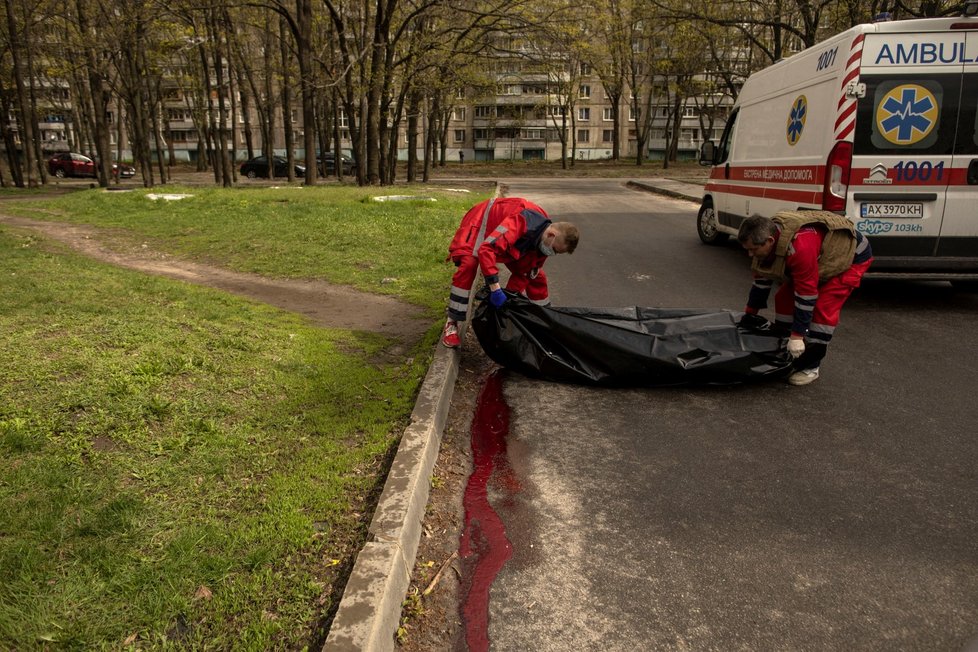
[112,162,136,178]
[317,152,355,176]
[48,152,136,179]
[239,155,306,179]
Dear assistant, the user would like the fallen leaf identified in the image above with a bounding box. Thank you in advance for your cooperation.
[194,585,213,600]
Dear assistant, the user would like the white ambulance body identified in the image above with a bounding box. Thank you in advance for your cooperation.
[698,14,978,280]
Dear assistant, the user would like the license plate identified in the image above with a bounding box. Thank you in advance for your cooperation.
[859,202,923,218]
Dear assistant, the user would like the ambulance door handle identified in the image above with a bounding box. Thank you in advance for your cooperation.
[725,162,730,179]
[968,160,978,185]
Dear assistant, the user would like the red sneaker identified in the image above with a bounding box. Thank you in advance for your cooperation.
[441,320,460,348]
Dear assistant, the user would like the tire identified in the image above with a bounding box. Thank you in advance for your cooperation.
[246,170,257,179]
[696,200,729,245]
[54,168,66,179]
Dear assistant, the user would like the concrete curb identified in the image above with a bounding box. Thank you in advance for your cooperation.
[323,342,461,651]
[324,185,499,651]
[626,178,704,204]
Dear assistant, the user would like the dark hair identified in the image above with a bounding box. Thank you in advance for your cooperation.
[737,215,777,245]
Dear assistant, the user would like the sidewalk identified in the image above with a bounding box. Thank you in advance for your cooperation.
[323,176,706,651]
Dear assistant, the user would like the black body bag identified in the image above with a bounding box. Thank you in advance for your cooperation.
[472,292,793,387]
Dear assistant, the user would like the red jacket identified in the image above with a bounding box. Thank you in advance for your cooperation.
[448,197,552,287]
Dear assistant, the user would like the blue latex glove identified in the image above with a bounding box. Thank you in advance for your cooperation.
[489,289,507,308]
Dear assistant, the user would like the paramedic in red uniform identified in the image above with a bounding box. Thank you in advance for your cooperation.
[442,197,580,348]
[737,213,872,386]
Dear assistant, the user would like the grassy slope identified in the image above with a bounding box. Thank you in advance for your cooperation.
[0,185,487,649]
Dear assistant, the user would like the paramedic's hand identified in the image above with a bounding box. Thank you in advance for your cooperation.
[489,289,507,309]
[738,313,768,330]
[786,336,805,358]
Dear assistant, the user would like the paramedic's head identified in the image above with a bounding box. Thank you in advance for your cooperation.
[540,222,580,256]
[737,215,778,259]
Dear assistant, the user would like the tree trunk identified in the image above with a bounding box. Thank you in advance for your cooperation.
[280,17,295,181]
[5,0,37,187]
[406,89,420,182]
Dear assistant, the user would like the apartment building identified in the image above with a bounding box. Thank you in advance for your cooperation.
[8,53,734,168]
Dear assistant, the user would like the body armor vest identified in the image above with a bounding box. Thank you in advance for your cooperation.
[751,210,857,282]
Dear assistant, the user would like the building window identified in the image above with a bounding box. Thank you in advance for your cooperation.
[502,84,521,95]
[549,106,566,117]
[338,111,349,128]
[168,130,194,142]
[454,129,465,142]
[578,107,590,121]
[580,62,591,75]
[602,129,614,142]
[475,105,494,118]
[522,128,543,139]
[629,107,637,122]
[683,107,697,117]
[453,107,466,121]
[579,84,590,99]
[603,107,614,121]
[577,129,590,142]
[474,128,491,140]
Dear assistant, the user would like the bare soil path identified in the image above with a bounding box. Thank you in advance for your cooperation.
[0,209,431,352]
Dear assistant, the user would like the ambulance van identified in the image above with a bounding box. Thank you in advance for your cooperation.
[697,12,978,283]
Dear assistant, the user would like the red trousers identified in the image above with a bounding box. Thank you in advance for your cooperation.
[447,256,549,322]
[774,259,872,343]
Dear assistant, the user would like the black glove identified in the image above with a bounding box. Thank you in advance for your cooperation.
[737,312,769,331]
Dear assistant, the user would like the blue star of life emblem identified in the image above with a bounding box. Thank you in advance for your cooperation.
[786,96,807,146]
[876,84,938,145]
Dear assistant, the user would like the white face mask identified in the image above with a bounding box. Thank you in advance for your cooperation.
[538,233,556,256]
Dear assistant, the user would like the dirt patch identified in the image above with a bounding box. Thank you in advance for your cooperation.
[397,327,495,651]
[0,214,431,351]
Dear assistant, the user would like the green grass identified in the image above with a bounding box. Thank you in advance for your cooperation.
[2,185,484,311]
[0,186,488,648]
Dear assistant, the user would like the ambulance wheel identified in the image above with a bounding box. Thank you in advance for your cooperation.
[697,200,728,245]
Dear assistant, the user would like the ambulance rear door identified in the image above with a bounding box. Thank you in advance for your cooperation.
[941,28,978,265]
[851,30,962,265]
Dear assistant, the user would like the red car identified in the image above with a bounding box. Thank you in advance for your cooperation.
[48,152,135,179]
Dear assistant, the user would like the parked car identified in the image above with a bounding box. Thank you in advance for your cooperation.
[239,155,306,179]
[48,152,136,179]
[48,152,95,178]
[317,152,355,176]
[111,162,136,179]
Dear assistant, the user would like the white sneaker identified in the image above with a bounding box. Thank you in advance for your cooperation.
[788,367,820,386]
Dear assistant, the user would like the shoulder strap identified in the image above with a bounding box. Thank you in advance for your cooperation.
[469,197,497,255]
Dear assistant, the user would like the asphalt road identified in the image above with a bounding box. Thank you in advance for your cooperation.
[479,178,978,651]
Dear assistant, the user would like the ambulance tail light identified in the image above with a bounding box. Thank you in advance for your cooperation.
[823,141,852,212]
